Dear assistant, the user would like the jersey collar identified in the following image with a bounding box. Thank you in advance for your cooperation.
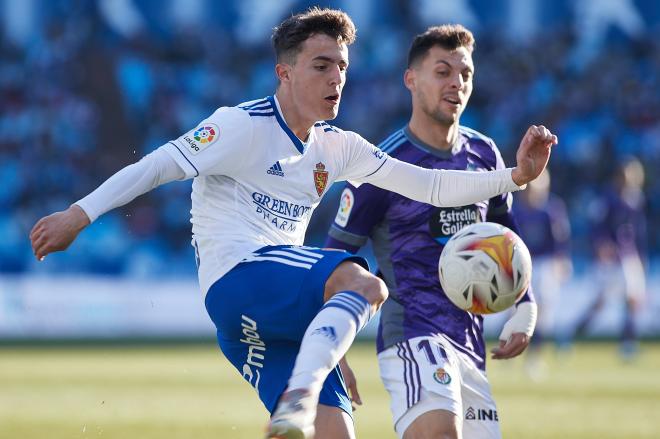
[403,125,462,158]
[269,95,314,154]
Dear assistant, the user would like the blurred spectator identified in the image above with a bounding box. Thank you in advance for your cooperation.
[573,157,648,358]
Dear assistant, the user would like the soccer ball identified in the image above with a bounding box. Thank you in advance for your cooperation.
[438,222,532,314]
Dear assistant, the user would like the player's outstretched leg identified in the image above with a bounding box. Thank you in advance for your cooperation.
[267,261,387,439]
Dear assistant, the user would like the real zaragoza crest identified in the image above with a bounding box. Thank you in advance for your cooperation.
[313,162,328,196]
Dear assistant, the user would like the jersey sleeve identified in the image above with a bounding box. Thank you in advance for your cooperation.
[336,131,395,185]
[325,182,390,254]
[486,140,513,217]
[163,106,253,178]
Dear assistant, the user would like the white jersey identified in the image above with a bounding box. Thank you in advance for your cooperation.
[163,95,395,294]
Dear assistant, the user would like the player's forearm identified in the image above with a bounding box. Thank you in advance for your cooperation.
[75,148,185,222]
[369,160,523,207]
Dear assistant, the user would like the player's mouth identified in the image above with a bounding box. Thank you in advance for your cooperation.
[325,94,340,105]
[443,96,461,108]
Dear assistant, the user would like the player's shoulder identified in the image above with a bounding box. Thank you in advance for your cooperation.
[314,121,342,134]
[459,125,497,148]
[313,122,358,148]
[235,97,276,119]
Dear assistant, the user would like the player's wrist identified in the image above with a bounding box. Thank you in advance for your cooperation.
[500,302,537,341]
[68,204,91,230]
[510,167,529,187]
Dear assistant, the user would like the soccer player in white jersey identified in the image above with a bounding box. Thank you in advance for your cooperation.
[29,8,557,439]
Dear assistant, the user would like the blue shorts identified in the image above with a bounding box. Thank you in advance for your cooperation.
[204,245,368,416]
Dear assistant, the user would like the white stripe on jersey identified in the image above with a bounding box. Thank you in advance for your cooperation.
[285,247,324,259]
[247,255,313,269]
[246,106,274,113]
[265,250,320,264]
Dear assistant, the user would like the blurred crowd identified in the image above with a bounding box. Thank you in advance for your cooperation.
[2,0,659,278]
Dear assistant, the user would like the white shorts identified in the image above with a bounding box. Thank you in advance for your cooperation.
[378,335,501,439]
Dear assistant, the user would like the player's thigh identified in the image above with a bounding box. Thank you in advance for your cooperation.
[460,361,501,439]
[205,245,367,343]
[315,404,356,439]
[403,409,459,439]
[378,336,463,438]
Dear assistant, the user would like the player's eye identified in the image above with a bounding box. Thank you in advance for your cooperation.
[315,65,327,71]
[462,72,473,81]
[437,70,449,77]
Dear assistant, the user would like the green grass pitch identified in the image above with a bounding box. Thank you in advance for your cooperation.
[1,342,659,438]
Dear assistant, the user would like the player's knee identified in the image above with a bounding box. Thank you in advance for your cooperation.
[403,410,460,439]
[325,261,388,307]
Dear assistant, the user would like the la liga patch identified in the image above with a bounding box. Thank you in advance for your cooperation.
[182,123,219,155]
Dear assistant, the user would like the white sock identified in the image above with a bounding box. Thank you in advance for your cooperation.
[287,291,372,396]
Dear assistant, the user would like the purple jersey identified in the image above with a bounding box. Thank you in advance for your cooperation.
[326,126,532,370]
[513,194,571,258]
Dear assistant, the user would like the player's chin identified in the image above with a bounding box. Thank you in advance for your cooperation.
[320,105,339,121]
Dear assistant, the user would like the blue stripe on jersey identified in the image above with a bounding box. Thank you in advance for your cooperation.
[239,98,269,110]
[244,103,272,111]
[168,141,199,177]
[362,157,389,178]
[382,137,406,154]
[379,130,405,152]
[268,95,306,154]
[248,111,275,117]
[246,104,273,112]
[315,121,339,133]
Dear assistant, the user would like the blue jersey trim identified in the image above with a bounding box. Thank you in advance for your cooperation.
[239,98,269,110]
[248,111,275,117]
[363,158,389,178]
[168,141,199,177]
[268,95,306,154]
[315,121,339,133]
[380,130,405,152]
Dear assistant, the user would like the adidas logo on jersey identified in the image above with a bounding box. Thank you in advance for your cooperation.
[267,161,285,177]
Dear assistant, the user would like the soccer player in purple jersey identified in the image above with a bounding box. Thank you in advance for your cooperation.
[514,171,572,377]
[574,157,647,359]
[30,10,557,439]
[326,25,540,439]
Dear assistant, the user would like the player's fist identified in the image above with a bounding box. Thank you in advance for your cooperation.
[29,205,90,261]
[511,125,558,186]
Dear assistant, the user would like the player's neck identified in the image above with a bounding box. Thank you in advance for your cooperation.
[408,114,459,151]
[274,91,314,142]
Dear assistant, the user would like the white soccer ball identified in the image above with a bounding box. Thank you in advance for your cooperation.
[438,222,532,314]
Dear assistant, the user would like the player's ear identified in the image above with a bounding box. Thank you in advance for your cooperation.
[275,63,292,84]
[404,68,416,92]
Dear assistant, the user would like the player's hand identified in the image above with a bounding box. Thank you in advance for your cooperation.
[30,205,90,261]
[511,125,558,186]
[490,332,530,360]
[338,356,362,410]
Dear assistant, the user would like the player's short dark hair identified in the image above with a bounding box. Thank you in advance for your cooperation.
[272,7,357,64]
[408,24,475,68]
